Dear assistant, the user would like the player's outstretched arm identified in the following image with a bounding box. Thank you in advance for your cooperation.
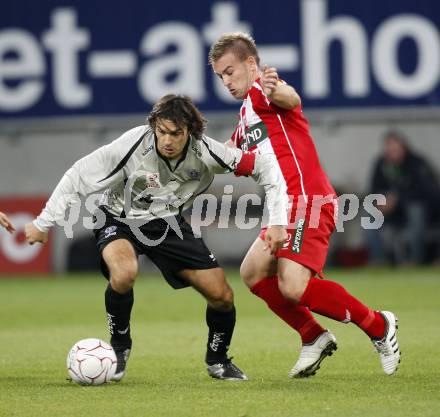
[26,126,146,241]
[261,65,301,110]
[0,211,15,233]
[251,152,288,254]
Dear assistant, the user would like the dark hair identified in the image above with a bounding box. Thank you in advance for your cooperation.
[147,94,207,140]
[209,32,260,66]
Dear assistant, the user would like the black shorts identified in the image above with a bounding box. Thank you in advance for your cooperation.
[94,209,219,289]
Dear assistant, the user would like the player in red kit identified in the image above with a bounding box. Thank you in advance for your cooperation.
[209,33,400,378]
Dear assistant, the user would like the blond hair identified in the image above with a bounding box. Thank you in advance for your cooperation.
[209,32,260,66]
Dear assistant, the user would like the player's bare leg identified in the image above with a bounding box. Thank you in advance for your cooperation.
[277,257,400,375]
[181,267,234,311]
[241,239,335,377]
[102,239,139,381]
[240,237,278,288]
[180,268,248,380]
[104,239,139,293]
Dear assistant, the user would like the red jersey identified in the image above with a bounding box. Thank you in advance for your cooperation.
[232,79,335,203]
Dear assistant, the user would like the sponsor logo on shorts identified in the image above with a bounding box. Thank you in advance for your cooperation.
[104,225,117,239]
[291,218,305,254]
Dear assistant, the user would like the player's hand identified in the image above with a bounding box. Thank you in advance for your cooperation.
[24,222,48,245]
[0,211,15,233]
[264,225,288,255]
[261,65,279,98]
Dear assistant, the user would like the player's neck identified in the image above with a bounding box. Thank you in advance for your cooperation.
[245,71,259,94]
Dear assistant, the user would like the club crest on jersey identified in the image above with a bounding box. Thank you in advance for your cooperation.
[187,168,201,179]
[244,121,268,150]
[146,172,160,188]
[104,225,117,239]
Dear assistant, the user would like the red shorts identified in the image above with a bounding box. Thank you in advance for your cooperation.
[260,199,337,277]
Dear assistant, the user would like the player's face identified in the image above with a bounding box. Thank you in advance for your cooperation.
[212,52,257,99]
[155,119,189,160]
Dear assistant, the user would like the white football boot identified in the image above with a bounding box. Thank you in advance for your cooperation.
[288,330,337,378]
[372,311,401,375]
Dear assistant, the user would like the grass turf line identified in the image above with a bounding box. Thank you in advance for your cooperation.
[0,268,439,417]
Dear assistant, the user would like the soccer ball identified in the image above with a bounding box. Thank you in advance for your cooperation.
[67,338,117,385]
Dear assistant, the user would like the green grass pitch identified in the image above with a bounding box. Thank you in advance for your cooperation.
[0,268,439,417]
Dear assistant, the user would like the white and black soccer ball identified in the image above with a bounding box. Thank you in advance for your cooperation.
[67,338,117,385]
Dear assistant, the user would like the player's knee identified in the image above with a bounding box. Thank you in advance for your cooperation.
[277,261,311,303]
[109,260,138,292]
[240,252,276,289]
[240,260,264,289]
[208,285,234,311]
[277,279,303,304]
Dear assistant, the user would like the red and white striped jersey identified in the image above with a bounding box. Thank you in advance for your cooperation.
[231,79,335,203]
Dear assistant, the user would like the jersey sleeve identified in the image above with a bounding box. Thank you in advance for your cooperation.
[254,78,293,115]
[251,152,289,226]
[230,124,242,147]
[33,126,146,232]
[200,135,242,174]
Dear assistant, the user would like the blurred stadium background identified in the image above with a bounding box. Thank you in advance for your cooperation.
[1,0,439,274]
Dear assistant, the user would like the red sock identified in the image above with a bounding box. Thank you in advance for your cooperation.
[251,276,325,344]
[299,277,385,339]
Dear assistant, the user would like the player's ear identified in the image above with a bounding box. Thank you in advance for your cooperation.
[247,55,257,66]
[184,125,191,140]
[183,127,191,143]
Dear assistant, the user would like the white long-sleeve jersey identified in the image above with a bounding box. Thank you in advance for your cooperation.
[34,125,288,232]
